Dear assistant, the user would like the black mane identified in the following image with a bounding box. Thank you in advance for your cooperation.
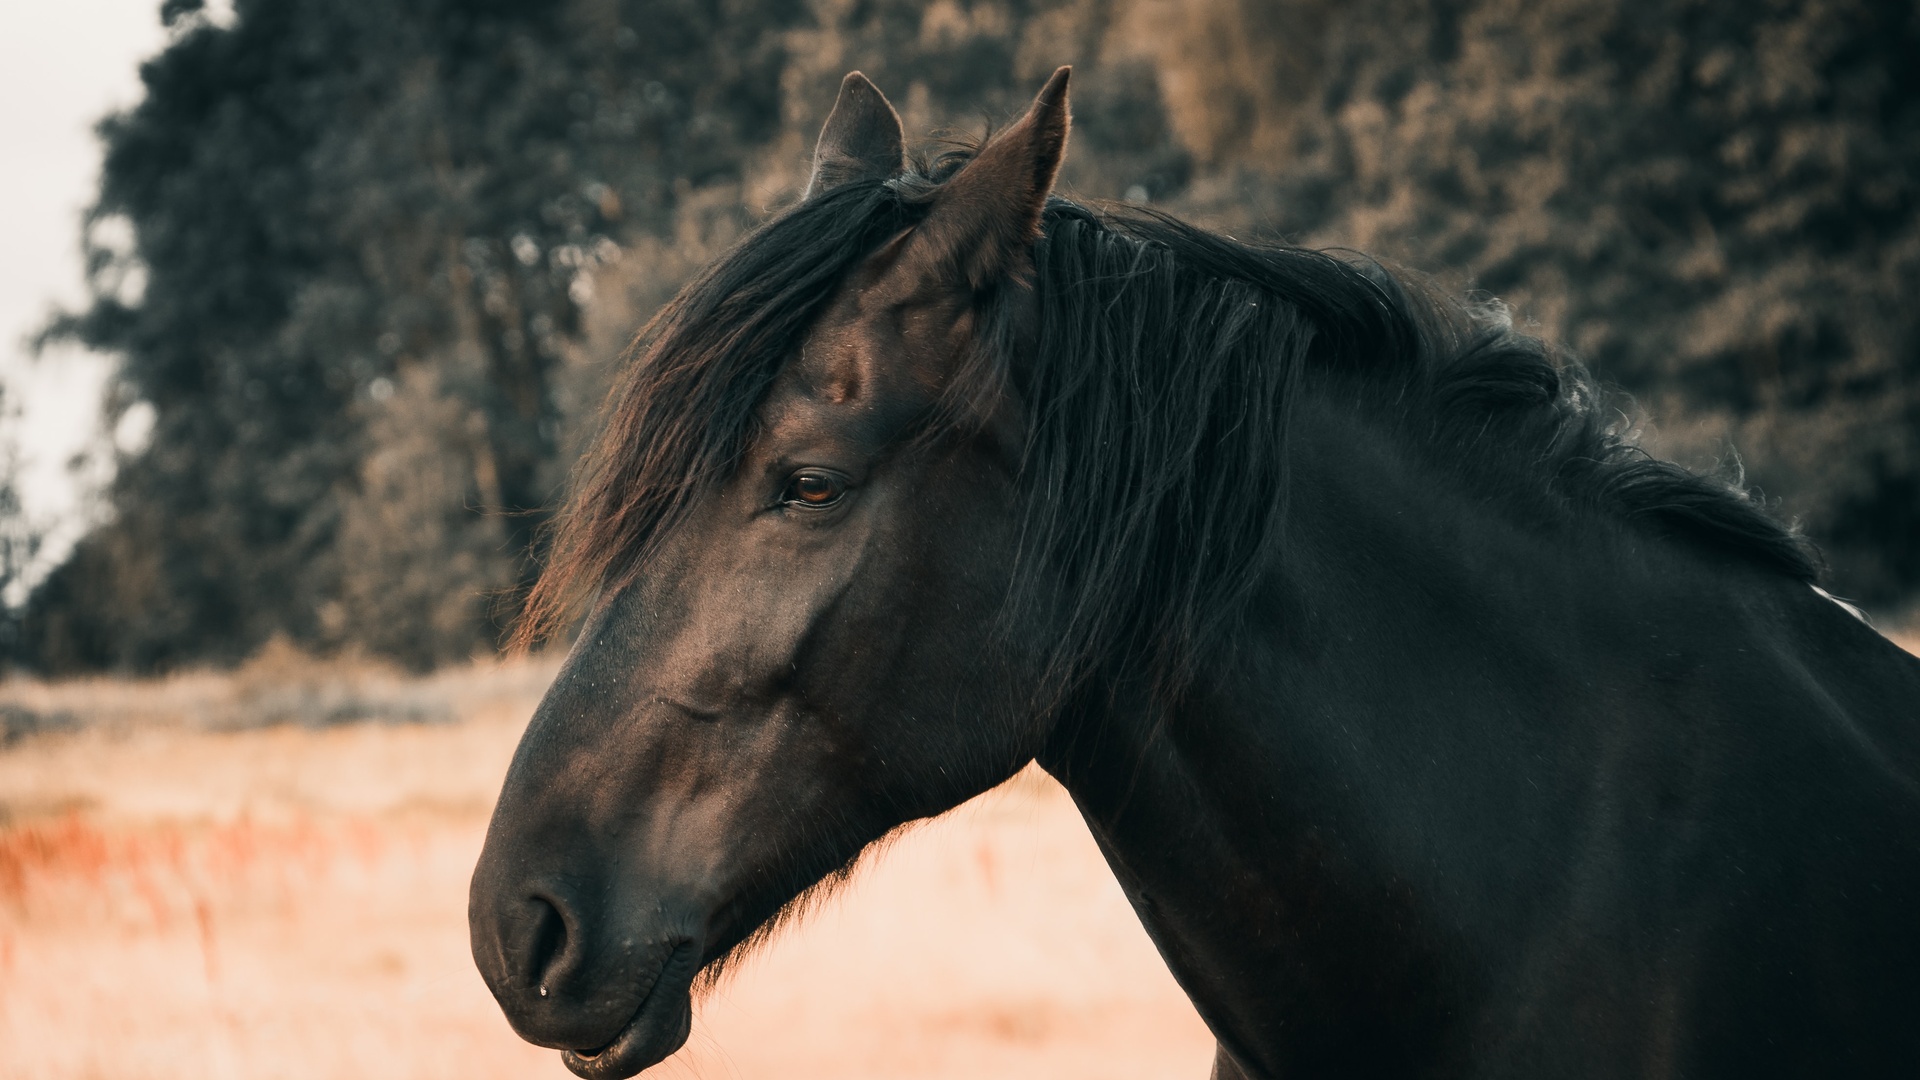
[1009,200,1819,699]
[524,166,1819,701]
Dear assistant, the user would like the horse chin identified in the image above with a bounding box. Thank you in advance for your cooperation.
[560,942,698,1080]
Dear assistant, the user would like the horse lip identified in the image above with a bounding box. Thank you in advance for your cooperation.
[560,941,697,1080]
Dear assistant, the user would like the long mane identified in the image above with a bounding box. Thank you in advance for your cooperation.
[518,164,1820,701]
[1012,201,1819,700]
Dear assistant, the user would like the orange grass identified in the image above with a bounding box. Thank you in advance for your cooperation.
[0,658,1213,1080]
[0,812,385,918]
[12,634,1909,1079]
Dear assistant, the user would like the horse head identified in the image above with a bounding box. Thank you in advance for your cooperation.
[468,69,1073,1079]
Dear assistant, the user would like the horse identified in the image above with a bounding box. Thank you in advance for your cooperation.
[469,68,1920,1079]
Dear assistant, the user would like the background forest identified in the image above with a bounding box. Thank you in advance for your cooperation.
[11,0,1919,672]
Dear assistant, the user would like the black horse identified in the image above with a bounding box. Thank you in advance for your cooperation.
[470,69,1920,1079]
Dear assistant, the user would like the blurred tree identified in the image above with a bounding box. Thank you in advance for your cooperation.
[328,367,513,668]
[20,0,1916,670]
[1230,0,1920,602]
[0,385,38,652]
[25,0,805,669]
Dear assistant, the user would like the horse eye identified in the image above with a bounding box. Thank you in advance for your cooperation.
[783,471,846,508]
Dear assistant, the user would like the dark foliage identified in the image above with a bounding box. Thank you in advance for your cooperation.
[17,0,1914,672]
[26,0,811,670]
[1248,0,1920,602]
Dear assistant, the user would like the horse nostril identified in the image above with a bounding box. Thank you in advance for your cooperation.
[521,893,571,993]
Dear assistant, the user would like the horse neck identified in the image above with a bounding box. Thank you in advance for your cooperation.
[1033,395,1895,1077]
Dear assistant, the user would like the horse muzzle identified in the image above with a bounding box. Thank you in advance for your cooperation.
[469,865,704,1078]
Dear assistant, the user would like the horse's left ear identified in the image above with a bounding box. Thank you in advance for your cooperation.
[806,72,907,199]
[909,66,1071,290]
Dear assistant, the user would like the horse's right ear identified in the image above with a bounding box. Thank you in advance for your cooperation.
[902,66,1070,291]
[805,73,906,199]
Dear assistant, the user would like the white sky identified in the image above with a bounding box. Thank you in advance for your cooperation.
[1,0,169,598]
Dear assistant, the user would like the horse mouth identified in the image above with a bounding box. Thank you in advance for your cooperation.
[560,941,699,1079]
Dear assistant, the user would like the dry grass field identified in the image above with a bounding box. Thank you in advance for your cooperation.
[3,629,1914,1080]
[0,650,1214,1080]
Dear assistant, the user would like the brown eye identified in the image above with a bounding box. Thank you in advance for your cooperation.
[783,471,846,507]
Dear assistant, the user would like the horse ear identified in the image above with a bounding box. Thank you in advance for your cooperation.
[909,66,1071,290]
[806,72,906,199]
